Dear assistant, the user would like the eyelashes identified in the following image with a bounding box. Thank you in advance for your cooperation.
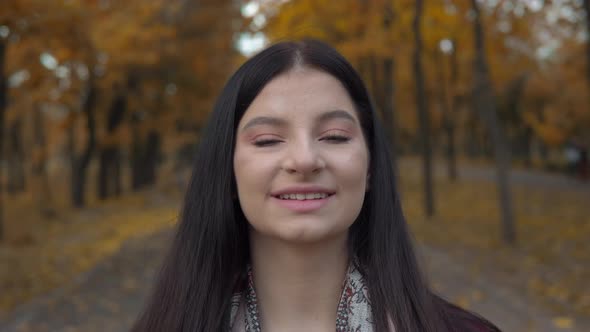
[253,134,351,147]
[253,139,282,147]
[321,134,351,143]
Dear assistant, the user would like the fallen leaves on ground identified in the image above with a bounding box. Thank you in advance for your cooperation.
[400,162,590,318]
[553,317,574,329]
[0,191,179,314]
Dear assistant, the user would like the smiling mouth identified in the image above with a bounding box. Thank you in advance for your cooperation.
[275,193,335,200]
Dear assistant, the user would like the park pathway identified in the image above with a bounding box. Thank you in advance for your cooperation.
[1,161,588,331]
[399,158,590,193]
[0,228,587,332]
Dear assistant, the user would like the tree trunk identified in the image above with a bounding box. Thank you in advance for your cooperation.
[131,129,161,190]
[523,126,533,168]
[32,104,55,218]
[435,46,457,181]
[413,0,435,217]
[143,131,160,186]
[103,148,121,197]
[71,78,97,208]
[98,147,122,199]
[0,39,7,240]
[584,0,590,86]
[502,74,529,163]
[131,122,142,190]
[97,151,106,198]
[7,119,25,193]
[97,89,126,200]
[471,0,516,245]
[448,39,460,180]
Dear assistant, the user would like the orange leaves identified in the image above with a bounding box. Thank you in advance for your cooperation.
[263,0,590,150]
[191,56,210,77]
[552,317,574,329]
[89,2,176,68]
[0,191,178,312]
[266,0,328,40]
[522,54,590,146]
[529,112,572,147]
[529,118,569,146]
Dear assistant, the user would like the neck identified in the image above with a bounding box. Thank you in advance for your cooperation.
[249,231,349,331]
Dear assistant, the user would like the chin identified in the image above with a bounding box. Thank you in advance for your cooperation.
[266,222,350,245]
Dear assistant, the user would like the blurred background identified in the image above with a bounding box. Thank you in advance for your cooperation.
[0,0,589,331]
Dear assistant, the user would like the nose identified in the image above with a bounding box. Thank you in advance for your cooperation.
[282,139,325,175]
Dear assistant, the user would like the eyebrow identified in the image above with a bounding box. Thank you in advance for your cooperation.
[318,109,357,124]
[241,116,287,131]
[241,109,357,131]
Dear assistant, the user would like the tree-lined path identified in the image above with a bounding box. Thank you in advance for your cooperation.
[1,161,589,332]
[1,229,588,332]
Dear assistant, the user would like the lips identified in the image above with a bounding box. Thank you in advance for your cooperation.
[270,185,335,212]
[277,192,332,200]
[270,185,335,198]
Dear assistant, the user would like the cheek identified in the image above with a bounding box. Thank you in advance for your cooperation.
[234,148,256,195]
[334,146,369,189]
[233,147,276,197]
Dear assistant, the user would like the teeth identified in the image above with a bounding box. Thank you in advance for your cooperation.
[278,193,329,200]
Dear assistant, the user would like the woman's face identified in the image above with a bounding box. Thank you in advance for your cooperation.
[233,67,369,244]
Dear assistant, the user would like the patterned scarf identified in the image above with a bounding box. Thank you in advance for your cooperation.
[228,264,374,332]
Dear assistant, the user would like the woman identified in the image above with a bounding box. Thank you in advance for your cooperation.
[132,39,500,331]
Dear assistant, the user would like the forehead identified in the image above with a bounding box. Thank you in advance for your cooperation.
[239,68,358,126]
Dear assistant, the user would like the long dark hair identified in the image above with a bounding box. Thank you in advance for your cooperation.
[132,39,500,332]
